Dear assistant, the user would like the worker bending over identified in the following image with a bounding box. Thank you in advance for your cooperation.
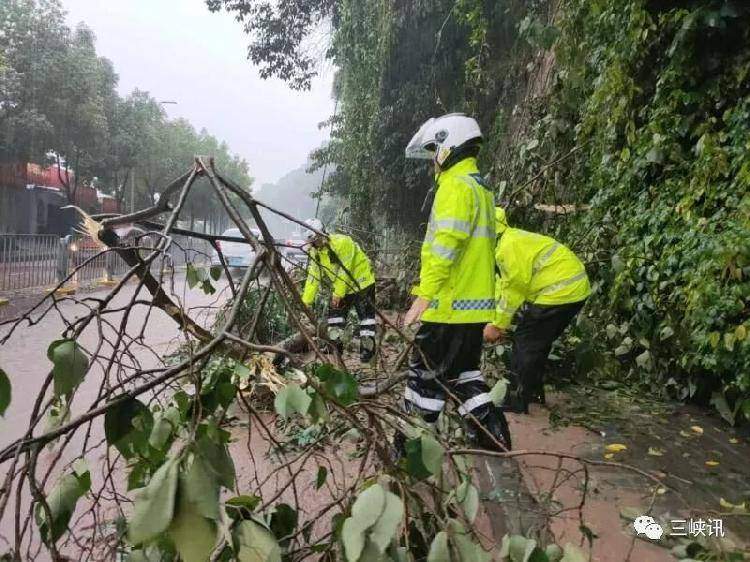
[401,113,511,451]
[484,207,590,413]
[301,219,377,363]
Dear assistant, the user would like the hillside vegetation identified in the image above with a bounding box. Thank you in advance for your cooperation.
[212,0,750,421]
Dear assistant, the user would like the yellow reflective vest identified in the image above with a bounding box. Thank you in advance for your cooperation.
[493,207,591,328]
[301,233,375,306]
[413,157,496,324]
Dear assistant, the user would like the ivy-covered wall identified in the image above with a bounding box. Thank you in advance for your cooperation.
[321,0,750,421]
[502,0,750,422]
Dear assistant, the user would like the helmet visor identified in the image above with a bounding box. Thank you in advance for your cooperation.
[405,118,436,160]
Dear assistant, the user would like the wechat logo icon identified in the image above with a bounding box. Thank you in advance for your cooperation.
[633,515,663,540]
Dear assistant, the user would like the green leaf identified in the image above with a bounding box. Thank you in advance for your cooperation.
[427,531,450,562]
[420,434,444,475]
[545,544,563,562]
[635,350,651,369]
[129,455,180,545]
[560,543,587,562]
[315,466,328,490]
[659,326,674,341]
[196,434,236,489]
[489,378,508,406]
[645,146,664,164]
[149,407,180,450]
[183,455,220,520]
[342,517,368,562]
[367,490,403,552]
[235,520,281,562]
[308,391,330,423]
[167,495,218,562]
[316,364,358,406]
[210,265,223,281]
[710,391,735,426]
[234,520,281,562]
[457,480,480,523]
[105,397,154,459]
[226,495,261,519]
[186,263,200,289]
[351,484,386,531]
[269,503,297,542]
[274,383,312,419]
[47,339,89,398]
[35,467,90,545]
[405,438,431,480]
[0,368,10,416]
[201,280,216,295]
[342,484,403,560]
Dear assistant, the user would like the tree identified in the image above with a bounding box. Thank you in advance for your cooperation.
[205,0,338,90]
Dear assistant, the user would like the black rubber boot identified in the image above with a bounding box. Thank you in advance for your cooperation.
[391,430,407,465]
[466,408,512,451]
[359,337,375,363]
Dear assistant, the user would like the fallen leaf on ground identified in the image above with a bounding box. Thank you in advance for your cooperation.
[604,453,614,460]
[690,426,704,435]
[605,443,628,453]
[705,460,719,467]
[647,447,664,457]
[719,498,748,513]
[729,438,739,444]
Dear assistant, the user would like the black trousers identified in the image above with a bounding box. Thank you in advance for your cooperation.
[404,322,511,449]
[326,284,377,355]
[508,300,585,412]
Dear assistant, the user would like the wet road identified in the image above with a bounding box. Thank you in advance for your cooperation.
[0,274,232,448]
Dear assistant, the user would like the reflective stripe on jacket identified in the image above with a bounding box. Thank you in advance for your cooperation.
[301,233,375,306]
[493,208,590,328]
[413,157,496,324]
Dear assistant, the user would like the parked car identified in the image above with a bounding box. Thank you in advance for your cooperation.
[280,237,308,271]
[211,227,259,268]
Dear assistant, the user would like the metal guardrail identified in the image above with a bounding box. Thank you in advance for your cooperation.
[0,234,213,292]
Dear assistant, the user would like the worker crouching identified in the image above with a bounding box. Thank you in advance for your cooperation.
[301,219,377,363]
[484,207,591,413]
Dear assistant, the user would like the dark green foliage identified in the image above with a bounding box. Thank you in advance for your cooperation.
[104,397,154,459]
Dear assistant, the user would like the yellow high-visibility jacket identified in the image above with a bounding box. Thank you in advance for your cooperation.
[301,233,375,306]
[413,157,496,324]
[493,207,590,328]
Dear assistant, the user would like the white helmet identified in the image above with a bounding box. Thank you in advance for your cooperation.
[304,218,325,240]
[405,113,482,167]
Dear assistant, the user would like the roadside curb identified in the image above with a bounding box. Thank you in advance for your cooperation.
[46,286,76,297]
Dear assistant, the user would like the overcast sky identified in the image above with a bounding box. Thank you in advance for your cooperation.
[62,0,334,186]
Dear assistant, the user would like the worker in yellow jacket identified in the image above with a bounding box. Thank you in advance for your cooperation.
[401,113,511,451]
[484,207,590,413]
[301,219,377,363]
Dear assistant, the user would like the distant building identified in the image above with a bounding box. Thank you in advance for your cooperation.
[0,162,120,235]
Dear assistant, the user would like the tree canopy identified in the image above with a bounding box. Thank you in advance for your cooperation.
[0,0,251,232]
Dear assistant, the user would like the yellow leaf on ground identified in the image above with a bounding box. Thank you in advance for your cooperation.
[605,443,628,453]
[647,447,664,457]
[690,426,704,435]
[604,453,614,460]
[705,460,719,467]
[719,498,748,513]
[729,438,739,444]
